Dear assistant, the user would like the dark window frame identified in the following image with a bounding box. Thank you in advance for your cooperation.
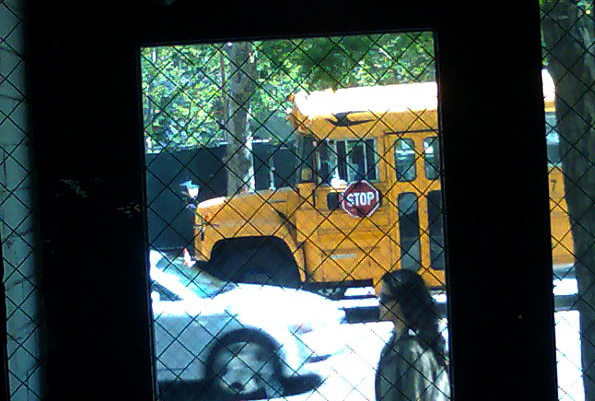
[26,2,557,400]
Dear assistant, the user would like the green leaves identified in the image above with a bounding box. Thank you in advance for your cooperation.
[141,33,436,152]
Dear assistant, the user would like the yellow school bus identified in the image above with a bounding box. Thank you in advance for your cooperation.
[193,74,572,293]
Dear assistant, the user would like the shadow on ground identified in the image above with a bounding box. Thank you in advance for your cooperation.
[158,374,323,401]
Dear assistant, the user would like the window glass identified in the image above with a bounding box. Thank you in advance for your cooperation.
[398,192,421,270]
[140,32,449,401]
[346,140,377,181]
[319,139,378,184]
[395,138,417,181]
[428,190,446,270]
[346,141,366,181]
[545,112,561,166]
[424,136,440,180]
[541,2,595,396]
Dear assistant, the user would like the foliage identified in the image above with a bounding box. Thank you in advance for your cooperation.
[141,32,436,152]
[142,45,225,150]
[541,0,593,65]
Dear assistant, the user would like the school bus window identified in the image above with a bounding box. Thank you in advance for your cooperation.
[424,137,440,180]
[346,139,377,182]
[398,192,422,271]
[428,190,446,270]
[364,139,377,181]
[395,138,416,181]
[318,140,336,184]
[547,132,561,166]
[319,139,378,184]
[545,111,561,166]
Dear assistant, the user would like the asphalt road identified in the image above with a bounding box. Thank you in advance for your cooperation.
[277,310,583,401]
[275,321,394,401]
[283,278,583,401]
[159,277,584,401]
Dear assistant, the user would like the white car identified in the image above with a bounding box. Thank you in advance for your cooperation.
[149,251,346,400]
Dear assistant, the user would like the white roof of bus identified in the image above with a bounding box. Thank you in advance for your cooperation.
[292,81,438,118]
[291,71,555,121]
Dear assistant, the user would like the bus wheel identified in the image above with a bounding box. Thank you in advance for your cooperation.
[315,287,347,300]
[211,238,300,288]
[205,330,284,400]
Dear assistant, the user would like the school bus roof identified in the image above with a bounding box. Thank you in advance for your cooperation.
[288,82,439,139]
[288,72,556,139]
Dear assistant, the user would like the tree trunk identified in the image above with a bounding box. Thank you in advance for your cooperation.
[542,1,595,398]
[223,41,256,196]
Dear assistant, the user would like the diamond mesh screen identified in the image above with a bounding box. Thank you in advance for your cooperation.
[141,33,451,401]
[542,1,595,400]
[3,2,592,400]
[1,1,44,400]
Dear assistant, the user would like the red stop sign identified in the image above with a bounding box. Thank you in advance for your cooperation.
[340,180,381,217]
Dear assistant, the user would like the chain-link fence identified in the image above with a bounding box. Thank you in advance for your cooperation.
[1,1,593,400]
[140,4,595,399]
[542,2,595,400]
[141,32,449,401]
[0,1,44,400]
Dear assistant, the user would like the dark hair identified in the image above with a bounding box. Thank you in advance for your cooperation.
[381,269,447,366]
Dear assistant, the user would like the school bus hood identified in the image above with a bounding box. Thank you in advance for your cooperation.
[195,187,299,223]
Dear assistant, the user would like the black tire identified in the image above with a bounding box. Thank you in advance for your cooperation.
[315,286,347,300]
[210,237,301,288]
[205,330,284,400]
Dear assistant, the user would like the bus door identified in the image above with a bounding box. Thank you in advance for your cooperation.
[303,137,392,286]
[389,133,445,287]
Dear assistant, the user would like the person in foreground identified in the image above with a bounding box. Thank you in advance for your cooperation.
[375,269,450,401]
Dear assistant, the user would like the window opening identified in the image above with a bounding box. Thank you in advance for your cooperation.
[398,192,422,271]
[424,136,440,180]
[545,112,561,166]
[541,2,595,399]
[141,31,449,401]
[1,4,44,400]
[395,138,417,181]
[319,139,378,184]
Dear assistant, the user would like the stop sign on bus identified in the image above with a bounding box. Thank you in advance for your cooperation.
[340,180,381,217]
